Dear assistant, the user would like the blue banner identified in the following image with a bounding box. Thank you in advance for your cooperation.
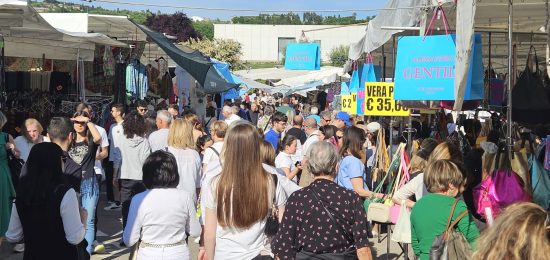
[284,43,321,70]
[394,34,483,101]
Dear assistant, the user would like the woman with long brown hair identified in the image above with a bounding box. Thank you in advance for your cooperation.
[336,126,383,199]
[183,113,205,144]
[203,122,286,260]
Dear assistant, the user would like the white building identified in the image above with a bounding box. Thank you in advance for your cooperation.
[214,24,366,62]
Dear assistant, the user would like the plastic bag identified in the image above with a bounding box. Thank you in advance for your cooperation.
[391,203,411,243]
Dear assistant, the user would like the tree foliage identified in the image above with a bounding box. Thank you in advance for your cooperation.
[145,12,202,42]
[32,1,152,24]
[329,45,349,67]
[231,12,372,25]
[184,39,243,70]
[193,20,214,40]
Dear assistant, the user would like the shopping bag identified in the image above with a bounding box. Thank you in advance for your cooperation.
[391,203,411,244]
[284,43,321,70]
[530,154,550,210]
[394,34,484,101]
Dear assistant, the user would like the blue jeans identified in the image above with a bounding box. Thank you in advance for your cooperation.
[81,177,99,255]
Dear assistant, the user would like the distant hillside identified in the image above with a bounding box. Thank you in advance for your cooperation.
[31,0,152,24]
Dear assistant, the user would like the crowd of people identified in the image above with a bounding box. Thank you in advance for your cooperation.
[0,92,548,260]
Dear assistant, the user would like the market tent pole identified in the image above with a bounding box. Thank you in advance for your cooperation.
[507,0,513,153]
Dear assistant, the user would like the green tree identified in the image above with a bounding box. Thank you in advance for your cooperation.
[145,12,201,42]
[184,39,243,70]
[193,20,214,40]
[303,12,323,25]
[329,45,349,67]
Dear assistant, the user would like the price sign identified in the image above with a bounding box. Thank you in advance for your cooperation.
[364,82,410,116]
[341,93,357,114]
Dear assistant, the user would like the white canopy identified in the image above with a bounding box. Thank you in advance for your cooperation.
[0,1,127,61]
[234,66,349,96]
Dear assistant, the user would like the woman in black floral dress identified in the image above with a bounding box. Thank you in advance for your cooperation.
[272,141,373,260]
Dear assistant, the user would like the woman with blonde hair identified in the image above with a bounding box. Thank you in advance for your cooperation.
[183,113,205,143]
[473,202,550,260]
[167,119,202,201]
[14,118,49,162]
[203,123,287,259]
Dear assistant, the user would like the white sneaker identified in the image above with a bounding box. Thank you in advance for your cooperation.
[13,243,24,253]
[104,202,121,211]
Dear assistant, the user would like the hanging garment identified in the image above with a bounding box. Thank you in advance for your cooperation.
[146,65,160,94]
[157,72,172,99]
[175,66,191,111]
[49,72,70,95]
[125,61,148,100]
[103,46,115,77]
[157,58,168,80]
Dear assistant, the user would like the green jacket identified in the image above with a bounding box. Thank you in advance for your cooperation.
[410,194,479,260]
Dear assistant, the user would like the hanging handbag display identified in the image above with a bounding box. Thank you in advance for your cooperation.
[389,148,410,224]
[391,202,411,244]
[512,46,550,125]
[429,199,473,260]
[473,146,531,220]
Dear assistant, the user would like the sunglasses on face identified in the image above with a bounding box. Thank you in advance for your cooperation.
[138,108,148,112]
[337,136,343,139]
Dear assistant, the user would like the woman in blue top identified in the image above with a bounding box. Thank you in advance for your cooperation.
[337,126,384,199]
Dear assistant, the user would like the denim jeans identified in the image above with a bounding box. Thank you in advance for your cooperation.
[81,176,99,254]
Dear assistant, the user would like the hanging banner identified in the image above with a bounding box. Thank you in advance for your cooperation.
[341,93,357,114]
[393,34,483,101]
[364,82,410,116]
[284,43,321,70]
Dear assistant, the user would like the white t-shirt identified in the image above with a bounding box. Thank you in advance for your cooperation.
[94,125,109,177]
[167,147,202,202]
[275,151,297,183]
[148,128,170,152]
[108,121,124,165]
[201,160,287,260]
[302,130,321,156]
[14,135,50,162]
[224,114,242,126]
[123,189,201,247]
[202,142,223,165]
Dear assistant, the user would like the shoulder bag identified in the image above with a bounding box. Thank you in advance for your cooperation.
[429,199,472,260]
[4,133,24,188]
[264,173,279,236]
[295,189,357,260]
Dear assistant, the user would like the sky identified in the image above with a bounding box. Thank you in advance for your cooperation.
[61,0,388,20]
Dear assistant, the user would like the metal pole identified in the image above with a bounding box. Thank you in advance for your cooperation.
[507,0,513,153]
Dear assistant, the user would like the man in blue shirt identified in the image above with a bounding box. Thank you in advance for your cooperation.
[264,111,288,151]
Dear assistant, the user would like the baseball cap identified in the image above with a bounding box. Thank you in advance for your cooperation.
[335,112,352,127]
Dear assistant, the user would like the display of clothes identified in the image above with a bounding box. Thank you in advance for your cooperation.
[103,46,115,77]
[146,64,160,93]
[125,60,148,100]
[4,71,69,94]
[175,65,191,112]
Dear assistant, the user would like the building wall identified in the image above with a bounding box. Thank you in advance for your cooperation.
[214,24,366,62]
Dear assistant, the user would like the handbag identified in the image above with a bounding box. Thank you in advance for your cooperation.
[4,133,24,188]
[530,151,550,210]
[390,148,410,224]
[429,199,472,260]
[473,160,530,220]
[366,144,405,223]
[264,174,279,236]
[297,189,357,260]
[512,46,550,125]
[391,202,411,244]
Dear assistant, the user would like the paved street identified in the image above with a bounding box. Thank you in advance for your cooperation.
[1,191,414,260]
